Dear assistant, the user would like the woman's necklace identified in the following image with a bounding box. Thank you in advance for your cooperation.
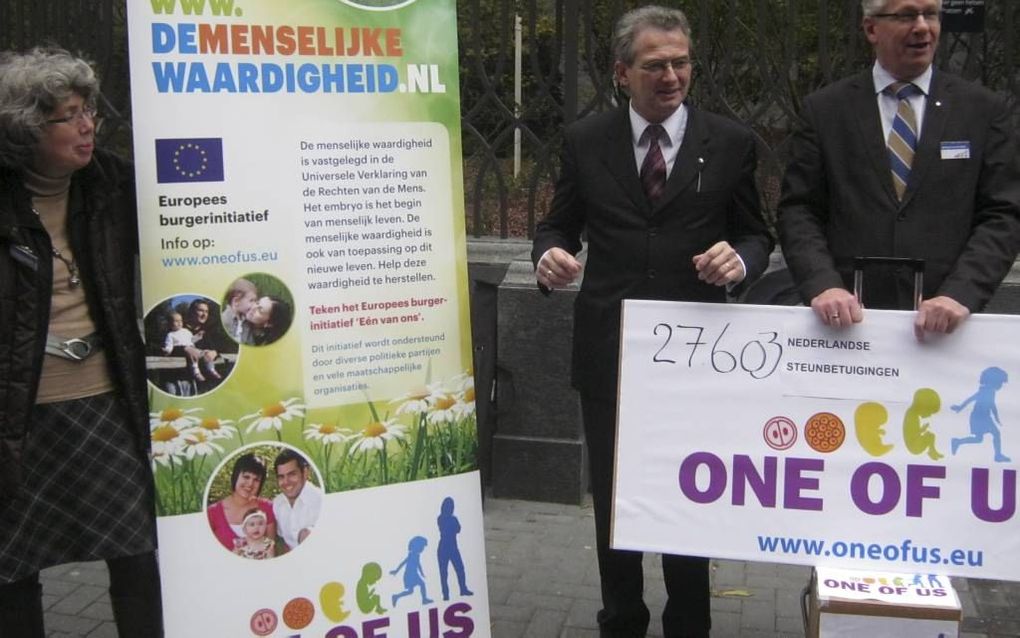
[31,207,81,288]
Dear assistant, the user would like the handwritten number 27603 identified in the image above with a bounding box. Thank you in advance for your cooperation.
[652,322,783,379]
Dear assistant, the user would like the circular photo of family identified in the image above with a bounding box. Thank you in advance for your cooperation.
[144,295,238,397]
[205,444,323,560]
[221,274,295,347]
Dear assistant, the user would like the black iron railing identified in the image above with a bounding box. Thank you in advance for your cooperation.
[3,0,1016,238]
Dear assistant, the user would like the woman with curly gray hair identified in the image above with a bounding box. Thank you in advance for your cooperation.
[0,47,163,636]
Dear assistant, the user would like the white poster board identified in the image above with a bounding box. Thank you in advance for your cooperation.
[126,0,489,635]
[615,300,1020,581]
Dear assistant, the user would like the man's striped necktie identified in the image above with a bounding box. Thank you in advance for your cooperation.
[886,82,922,200]
[640,124,667,204]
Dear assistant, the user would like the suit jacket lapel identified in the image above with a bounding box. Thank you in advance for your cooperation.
[601,107,650,214]
[851,69,900,204]
[901,70,949,208]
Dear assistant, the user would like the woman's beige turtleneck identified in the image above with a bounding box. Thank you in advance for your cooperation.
[23,167,114,403]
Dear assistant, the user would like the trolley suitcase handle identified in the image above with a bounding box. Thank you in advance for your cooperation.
[852,257,925,311]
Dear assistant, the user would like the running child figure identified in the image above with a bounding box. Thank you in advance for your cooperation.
[390,536,432,607]
[952,366,1011,463]
[162,311,219,382]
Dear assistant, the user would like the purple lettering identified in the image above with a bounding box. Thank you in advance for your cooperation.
[784,458,824,510]
[971,468,1016,523]
[365,617,391,638]
[905,464,945,517]
[678,452,726,504]
[443,602,475,637]
[851,462,900,514]
[732,455,777,507]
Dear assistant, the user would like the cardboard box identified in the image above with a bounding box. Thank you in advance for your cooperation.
[807,566,961,638]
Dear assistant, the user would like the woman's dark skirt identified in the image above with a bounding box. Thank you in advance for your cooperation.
[0,392,156,583]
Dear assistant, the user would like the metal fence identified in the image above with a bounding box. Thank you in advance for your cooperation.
[3,0,1016,237]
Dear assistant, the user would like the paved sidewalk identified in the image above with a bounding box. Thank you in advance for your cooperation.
[39,496,1020,637]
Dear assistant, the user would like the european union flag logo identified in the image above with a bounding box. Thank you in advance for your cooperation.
[155,138,224,183]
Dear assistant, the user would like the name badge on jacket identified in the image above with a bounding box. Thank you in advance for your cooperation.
[940,141,971,160]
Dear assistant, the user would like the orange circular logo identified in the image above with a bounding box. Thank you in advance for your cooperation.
[282,597,316,630]
[804,412,846,453]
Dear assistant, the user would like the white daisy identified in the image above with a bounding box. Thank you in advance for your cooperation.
[348,419,407,455]
[240,397,306,435]
[149,407,202,431]
[182,429,225,459]
[304,422,351,445]
[193,417,238,441]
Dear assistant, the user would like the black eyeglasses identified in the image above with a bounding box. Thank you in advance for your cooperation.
[45,106,99,126]
[872,10,941,24]
[638,58,692,76]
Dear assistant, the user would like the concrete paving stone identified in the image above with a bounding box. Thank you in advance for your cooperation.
[486,562,522,580]
[524,608,568,637]
[43,612,102,635]
[559,626,599,638]
[486,574,516,605]
[976,603,1020,621]
[49,584,106,615]
[708,610,740,635]
[776,610,807,635]
[83,621,118,638]
[489,602,537,623]
[42,578,82,598]
[738,598,776,632]
[744,561,782,575]
[559,583,600,603]
[490,618,528,638]
[78,599,114,621]
[506,591,574,613]
[712,559,746,583]
[563,598,600,629]
[709,594,743,613]
[62,565,111,587]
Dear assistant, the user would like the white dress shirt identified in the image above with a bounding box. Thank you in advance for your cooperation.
[628,103,688,178]
[273,482,322,550]
[873,62,933,141]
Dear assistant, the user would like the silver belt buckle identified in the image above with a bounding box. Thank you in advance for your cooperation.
[59,338,93,361]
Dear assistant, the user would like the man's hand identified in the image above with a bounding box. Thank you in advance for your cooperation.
[811,288,864,328]
[536,247,583,289]
[914,296,969,342]
[693,241,745,286]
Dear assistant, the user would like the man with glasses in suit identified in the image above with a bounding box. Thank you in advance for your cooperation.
[532,5,772,636]
[778,0,1020,337]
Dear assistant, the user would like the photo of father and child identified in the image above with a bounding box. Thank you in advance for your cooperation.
[144,273,295,396]
[206,447,323,560]
[144,295,237,396]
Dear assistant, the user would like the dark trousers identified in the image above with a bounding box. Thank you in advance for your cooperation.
[0,551,163,638]
[582,393,711,638]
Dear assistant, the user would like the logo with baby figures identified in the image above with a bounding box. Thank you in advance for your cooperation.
[758,366,1012,464]
[245,495,476,636]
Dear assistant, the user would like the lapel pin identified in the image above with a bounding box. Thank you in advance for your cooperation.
[697,157,705,193]
[935,101,942,107]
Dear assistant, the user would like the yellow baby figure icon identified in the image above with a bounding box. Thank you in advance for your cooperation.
[903,388,944,461]
[854,401,894,457]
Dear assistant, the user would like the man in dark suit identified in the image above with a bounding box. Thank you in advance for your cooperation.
[531,6,772,636]
[778,0,1020,337]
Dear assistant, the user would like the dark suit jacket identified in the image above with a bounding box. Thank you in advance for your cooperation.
[532,105,773,397]
[778,68,1020,311]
